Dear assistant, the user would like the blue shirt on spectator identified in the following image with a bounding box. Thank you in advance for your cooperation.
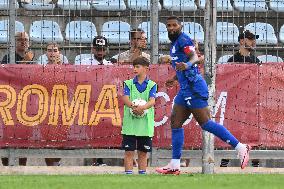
[124,76,157,98]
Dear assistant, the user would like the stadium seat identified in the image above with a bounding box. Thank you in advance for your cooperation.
[74,54,93,65]
[127,0,161,11]
[92,0,126,11]
[101,21,130,44]
[0,0,19,10]
[234,0,267,12]
[37,54,68,65]
[0,20,25,43]
[217,54,233,64]
[57,0,91,10]
[30,20,64,43]
[163,0,197,11]
[22,0,55,10]
[65,21,97,43]
[182,22,204,44]
[138,21,170,44]
[257,55,283,63]
[269,0,284,12]
[244,22,277,45]
[216,22,239,45]
[198,0,233,12]
[279,25,284,43]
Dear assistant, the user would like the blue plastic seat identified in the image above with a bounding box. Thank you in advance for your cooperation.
[0,20,25,43]
[30,20,64,43]
[101,21,130,44]
[138,21,170,44]
[65,21,97,43]
[182,22,204,44]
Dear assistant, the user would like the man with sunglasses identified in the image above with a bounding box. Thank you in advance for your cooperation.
[80,36,113,65]
[113,29,150,64]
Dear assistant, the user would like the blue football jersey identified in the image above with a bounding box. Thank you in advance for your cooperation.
[170,32,200,89]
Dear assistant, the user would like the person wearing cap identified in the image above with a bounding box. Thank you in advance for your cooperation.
[113,29,150,64]
[227,30,260,63]
[221,31,260,167]
[79,36,113,65]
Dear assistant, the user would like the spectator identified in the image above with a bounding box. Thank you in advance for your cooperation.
[113,29,150,64]
[80,36,111,166]
[192,40,205,76]
[220,30,260,168]
[227,30,260,63]
[37,42,68,65]
[158,55,171,64]
[79,36,113,65]
[1,31,34,166]
[1,32,34,64]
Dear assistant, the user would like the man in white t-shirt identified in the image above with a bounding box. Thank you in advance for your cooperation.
[79,36,113,65]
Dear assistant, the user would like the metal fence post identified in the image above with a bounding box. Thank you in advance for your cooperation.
[150,0,159,64]
[9,0,16,64]
[202,0,217,174]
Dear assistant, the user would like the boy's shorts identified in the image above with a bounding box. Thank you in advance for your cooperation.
[174,77,209,109]
[122,135,152,152]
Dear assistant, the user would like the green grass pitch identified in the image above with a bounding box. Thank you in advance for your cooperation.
[0,174,283,189]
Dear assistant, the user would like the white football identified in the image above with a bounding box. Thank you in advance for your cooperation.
[130,98,148,118]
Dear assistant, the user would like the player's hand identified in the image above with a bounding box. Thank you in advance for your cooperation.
[132,105,145,116]
[165,78,177,88]
[175,62,188,71]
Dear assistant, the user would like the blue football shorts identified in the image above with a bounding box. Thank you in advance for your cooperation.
[174,77,209,109]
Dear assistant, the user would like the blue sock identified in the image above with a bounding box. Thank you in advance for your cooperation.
[172,128,184,159]
[202,120,239,148]
[125,170,133,175]
[138,170,146,174]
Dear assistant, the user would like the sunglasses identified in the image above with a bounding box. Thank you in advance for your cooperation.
[47,48,59,52]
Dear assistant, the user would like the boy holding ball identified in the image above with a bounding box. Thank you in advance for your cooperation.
[121,56,157,174]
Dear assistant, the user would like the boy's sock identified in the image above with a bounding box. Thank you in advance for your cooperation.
[138,170,146,174]
[171,128,184,167]
[202,120,239,148]
[125,170,133,175]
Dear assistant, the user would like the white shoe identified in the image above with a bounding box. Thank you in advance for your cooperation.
[238,144,251,169]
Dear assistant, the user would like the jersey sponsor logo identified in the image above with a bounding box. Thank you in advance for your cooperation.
[171,46,176,54]
[184,97,192,106]
[171,56,178,61]
[144,145,151,150]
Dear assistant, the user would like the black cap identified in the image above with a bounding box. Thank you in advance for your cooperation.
[93,36,108,47]
[238,30,259,41]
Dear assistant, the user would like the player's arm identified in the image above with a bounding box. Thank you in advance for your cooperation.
[175,40,197,71]
[122,83,135,108]
[184,45,196,61]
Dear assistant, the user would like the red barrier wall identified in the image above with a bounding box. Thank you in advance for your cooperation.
[0,64,283,149]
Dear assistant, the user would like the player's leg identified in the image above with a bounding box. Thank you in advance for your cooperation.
[156,102,191,175]
[137,151,147,174]
[191,107,251,169]
[137,136,152,174]
[124,151,135,174]
[122,135,136,174]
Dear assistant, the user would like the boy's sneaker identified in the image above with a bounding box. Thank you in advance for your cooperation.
[238,144,251,169]
[155,164,180,175]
